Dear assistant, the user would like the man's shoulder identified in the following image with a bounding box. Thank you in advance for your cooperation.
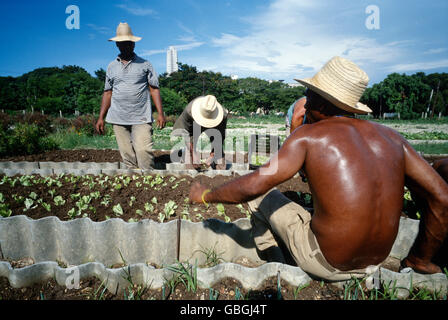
[107,58,120,70]
[134,55,154,67]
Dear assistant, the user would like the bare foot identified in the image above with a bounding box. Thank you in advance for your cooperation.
[401,257,442,274]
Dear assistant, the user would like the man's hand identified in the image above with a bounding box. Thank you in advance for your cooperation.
[189,182,210,204]
[96,118,105,135]
[156,113,166,129]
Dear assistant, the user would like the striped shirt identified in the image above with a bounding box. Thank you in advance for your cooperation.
[104,54,159,125]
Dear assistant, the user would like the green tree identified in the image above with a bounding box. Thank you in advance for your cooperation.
[159,87,188,115]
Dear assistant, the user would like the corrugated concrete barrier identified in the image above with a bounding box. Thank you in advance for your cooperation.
[0,215,446,298]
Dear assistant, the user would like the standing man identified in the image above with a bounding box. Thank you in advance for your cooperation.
[189,57,448,281]
[171,95,228,170]
[96,22,166,169]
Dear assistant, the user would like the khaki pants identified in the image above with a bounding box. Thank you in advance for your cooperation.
[249,189,380,281]
[113,123,154,170]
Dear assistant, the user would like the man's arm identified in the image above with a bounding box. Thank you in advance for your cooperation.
[402,142,448,274]
[95,90,112,134]
[190,128,309,204]
[149,86,166,129]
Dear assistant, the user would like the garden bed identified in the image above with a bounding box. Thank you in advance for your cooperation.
[0,173,309,222]
[0,149,446,301]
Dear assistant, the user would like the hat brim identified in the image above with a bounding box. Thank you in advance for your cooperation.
[294,78,372,115]
[109,35,142,42]
[191,98,225,128]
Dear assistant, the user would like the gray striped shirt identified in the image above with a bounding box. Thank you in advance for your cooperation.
[104,55,159,125]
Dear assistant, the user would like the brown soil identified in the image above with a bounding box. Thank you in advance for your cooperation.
[0,275,344,301]
[0,149,249,165]
[0,172,309,223]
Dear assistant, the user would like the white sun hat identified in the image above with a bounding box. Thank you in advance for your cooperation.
[109,22,142,42]
[295,56,372,114]
[191,95,225,128]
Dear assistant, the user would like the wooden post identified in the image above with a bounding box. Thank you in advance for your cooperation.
[59,110,62,118]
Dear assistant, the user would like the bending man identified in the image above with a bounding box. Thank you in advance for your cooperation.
[172,95,228,170]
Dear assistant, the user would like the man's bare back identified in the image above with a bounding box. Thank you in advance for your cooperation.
[298,117,406,270]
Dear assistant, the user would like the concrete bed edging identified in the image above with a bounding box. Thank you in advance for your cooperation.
[0,215,446,298]
[0,161,252,177]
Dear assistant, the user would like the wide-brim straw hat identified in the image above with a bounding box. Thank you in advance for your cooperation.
[191,95,225,128]
[294,56,372,114]
[109,22,142,42]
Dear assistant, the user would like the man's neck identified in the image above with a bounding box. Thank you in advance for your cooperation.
[119,52,135,63]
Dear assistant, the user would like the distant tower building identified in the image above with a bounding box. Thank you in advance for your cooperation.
[166,46,178,75]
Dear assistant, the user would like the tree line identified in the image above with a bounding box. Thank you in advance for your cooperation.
[0,63,446,119]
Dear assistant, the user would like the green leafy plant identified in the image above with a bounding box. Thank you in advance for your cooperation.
[41,202,51,212]
[23,198,35,211]
[113,203,124,216]
[164,200,178,219]
[53,195,65,206]
[101,194,111,207]
[0,203,12,217]
[144,202,154,213]
[129,196,136,207]
[236,204,251,219]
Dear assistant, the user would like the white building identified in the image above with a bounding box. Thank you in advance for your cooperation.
[166,46,178,75]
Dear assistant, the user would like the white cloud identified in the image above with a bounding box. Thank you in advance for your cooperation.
[116,4,156,16]
[423,48,448,55]
[139,49,166,57]
[140,42,204,57]
[174,42,205,51]
[202,0,409,81]
[388,59,448,72]
[86,24,111,35]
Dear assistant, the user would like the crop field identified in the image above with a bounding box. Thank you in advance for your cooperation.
[0,114,447,301]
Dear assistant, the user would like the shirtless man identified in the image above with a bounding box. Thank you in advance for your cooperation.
[189,57,448,280]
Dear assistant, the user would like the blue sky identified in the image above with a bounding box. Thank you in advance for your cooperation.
[1,0,447,85]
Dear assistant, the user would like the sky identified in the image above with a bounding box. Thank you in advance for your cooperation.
[1,0,448,85]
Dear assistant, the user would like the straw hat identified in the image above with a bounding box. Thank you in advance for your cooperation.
[191,95,225,128]
[295,56,372,114]
[109,22,142,42]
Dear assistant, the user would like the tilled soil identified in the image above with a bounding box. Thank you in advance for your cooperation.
[0,149,250,164]
[0,173,309,223]
[0,275,344,301]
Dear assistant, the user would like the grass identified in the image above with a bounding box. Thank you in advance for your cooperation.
[411,142,448,154]
[163,261,199,298]
[342,276,447,300]
[196,243,225,268]
[42,117,448,154]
